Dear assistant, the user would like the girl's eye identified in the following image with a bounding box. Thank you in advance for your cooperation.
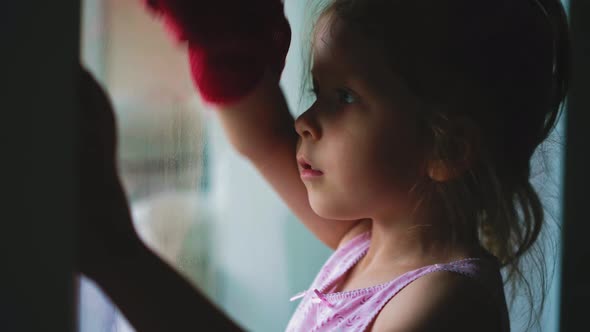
[308,86,358,105]
[336,89,357,105]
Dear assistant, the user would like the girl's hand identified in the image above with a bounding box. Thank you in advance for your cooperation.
[76,66,142,279]
[143,0,291,105]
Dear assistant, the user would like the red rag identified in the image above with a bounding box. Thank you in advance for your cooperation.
[144,0,291,106]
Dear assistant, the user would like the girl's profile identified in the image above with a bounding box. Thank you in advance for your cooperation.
[78,0,571,331]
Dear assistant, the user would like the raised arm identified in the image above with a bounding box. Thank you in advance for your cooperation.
[213,68,364,250]
[78,66,242,331]
[93,240,244,332]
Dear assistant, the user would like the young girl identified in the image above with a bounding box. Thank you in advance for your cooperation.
[78,0,571,331]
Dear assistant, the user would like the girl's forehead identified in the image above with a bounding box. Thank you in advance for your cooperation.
[311,15,371,74]
[311,14,403,96]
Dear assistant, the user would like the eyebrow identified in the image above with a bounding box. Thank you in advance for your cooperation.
[311,61,362,84]
[311,69,372,100]
[311,63,341,81]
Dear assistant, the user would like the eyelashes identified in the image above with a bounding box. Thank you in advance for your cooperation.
[307,82,359,105]
[336,88,357,104]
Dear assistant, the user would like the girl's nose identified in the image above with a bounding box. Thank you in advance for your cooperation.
[294,109,321,141]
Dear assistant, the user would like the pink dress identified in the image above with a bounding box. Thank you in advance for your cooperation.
[285,231,510,331]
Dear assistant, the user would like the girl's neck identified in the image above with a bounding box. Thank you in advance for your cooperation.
[359,215,484,271]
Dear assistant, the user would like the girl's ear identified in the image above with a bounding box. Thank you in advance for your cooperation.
[426,117,480,183]
[427,158,470,182]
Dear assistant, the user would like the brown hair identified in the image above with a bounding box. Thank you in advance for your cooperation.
[299,0,571,328]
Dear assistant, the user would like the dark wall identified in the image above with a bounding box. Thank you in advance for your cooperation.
[0,2,79,331]
[560,1,590,331]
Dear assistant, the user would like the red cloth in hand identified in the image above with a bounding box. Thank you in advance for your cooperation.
[144,0,291,106]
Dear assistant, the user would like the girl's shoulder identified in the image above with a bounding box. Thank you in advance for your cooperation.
[370,268,503,332]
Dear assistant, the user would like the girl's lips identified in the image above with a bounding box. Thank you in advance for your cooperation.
[297,156,322,171]
[296,156,324,179]
[300,169,324,179]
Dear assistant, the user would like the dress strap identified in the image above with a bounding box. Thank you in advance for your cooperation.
[288,231,371,302]
[356,258,493,331]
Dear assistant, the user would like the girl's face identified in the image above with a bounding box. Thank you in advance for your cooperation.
[295,14,427,222]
